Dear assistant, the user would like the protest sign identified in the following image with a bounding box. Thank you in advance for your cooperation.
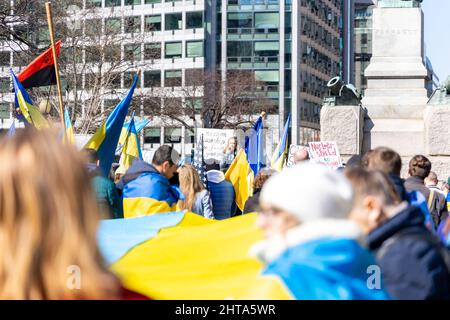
[308,141,342,169]
[286,145,310,168]
[196,128,235,162]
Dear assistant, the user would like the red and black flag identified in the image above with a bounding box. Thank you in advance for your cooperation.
[18,40,61,89]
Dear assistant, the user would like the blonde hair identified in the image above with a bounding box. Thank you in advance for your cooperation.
[177,164,205,211]
[223,137,238,154]
[0,128,119,299]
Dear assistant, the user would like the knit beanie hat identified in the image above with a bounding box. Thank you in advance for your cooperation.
[260,163,353,222]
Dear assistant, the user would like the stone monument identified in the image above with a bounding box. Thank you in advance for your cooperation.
[320,0,450,178]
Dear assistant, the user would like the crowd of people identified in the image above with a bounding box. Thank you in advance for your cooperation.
[0,127,450,299]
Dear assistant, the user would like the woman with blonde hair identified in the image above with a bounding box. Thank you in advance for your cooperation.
[0,128,146,299]
[220,136,239,171]
[177,164,214,219]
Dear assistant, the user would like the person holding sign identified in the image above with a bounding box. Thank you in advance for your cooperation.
[220,137,240,172]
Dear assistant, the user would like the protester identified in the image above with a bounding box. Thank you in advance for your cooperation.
[117,145,184,218]
[83,148,123,219]
[177,164,214,219]
[0,129,147,299]
[425,171,447,196]
[206,161,236,220]
[346,167,450,300]
[250,163,388,300]
[243,168,276,214]
[404,155,448,229]
[220,137,239,171]
[361,147,407,201]
[292,148,309,164]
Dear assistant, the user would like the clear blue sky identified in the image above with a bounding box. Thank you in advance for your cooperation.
[422,1,450,84]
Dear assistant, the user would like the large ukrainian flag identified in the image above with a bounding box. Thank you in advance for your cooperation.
[10,70,49,129]
[270,113,290,172]
[98,212,291,299]
[84,74,139,176]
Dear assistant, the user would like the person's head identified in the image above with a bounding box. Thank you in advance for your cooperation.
[177,164,205,211]
[345,154,362,169]
[408,155,431,179]
[362,147,402,176]
[345,167,402,235]
[152,145,180,180]
[293,148,309,164]
[425,171,439,187]
[223,137,238,154]
[83,148,100,166]
[257,164,353,239]
[253,168,276,191]
[205,159,220,172]
[0,128,118,299]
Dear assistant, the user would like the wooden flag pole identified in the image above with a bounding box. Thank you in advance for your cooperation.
[45,2,66,131]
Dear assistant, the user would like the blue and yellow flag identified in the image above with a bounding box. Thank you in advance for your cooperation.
[98,212,291,299]
[10,70,49,129]
[225,149,254,211]
[245,115,264,176]
[116,118,149,154]
[63,106,75,144]
[118,112,142,172]
[270,113,291,172]
[97,212,389,300]
[84,74,139,176]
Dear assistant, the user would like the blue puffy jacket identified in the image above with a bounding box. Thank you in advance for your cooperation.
[368,205,450,300]
[207,170,236,220]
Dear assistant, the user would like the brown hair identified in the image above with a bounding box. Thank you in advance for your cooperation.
[177,164,205,211]
[408,155,431,179]
[363,147,402,176]
[345,167,401,209]
[253,168,276,190]
[0,129,119,299]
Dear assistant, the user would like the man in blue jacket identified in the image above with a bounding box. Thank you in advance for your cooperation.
[346,167,450,300]
[117,145,183,218]
[206,161,236,220]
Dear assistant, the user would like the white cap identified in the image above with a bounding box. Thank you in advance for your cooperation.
[260,163,353,222]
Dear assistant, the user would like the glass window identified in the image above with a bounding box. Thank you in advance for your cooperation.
[254,12,279,29]
[125,16,141,33]
[124,72,137,88]
[104,44,121,62]
[0,52,10,66]
[125,0,141,5]
[144,71,161,87]
[105,18,122,35]
[255,70,279,83]
[0,103,9,119]
[228,13,252,28]
[144,43,161,59]
[145,15,161,31]
[86,0,102,8]
[186,41,203,58]
[185,69,203,86]
[124,44,141,61]
[85,19,102,37]
[105,0,121,6]
[144,128,161,144]
[227,41,252,57]
[186,11,203,29]
[164,127,182,144]
[165,13,182,31]
[254,41,279,56]
[0,78,10,93]
[165,42,182,59]
[164,70,182,87]
[145,0,161,3]
[38,27,50,45]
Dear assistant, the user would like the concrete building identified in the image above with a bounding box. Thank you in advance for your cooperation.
[0,0,345,153]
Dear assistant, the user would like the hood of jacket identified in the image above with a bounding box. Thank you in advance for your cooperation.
[367,204,425,250]
[249,219,365,264]
[116,159,160,190]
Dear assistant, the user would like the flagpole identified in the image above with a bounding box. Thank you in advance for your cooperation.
[45,2,66,131]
